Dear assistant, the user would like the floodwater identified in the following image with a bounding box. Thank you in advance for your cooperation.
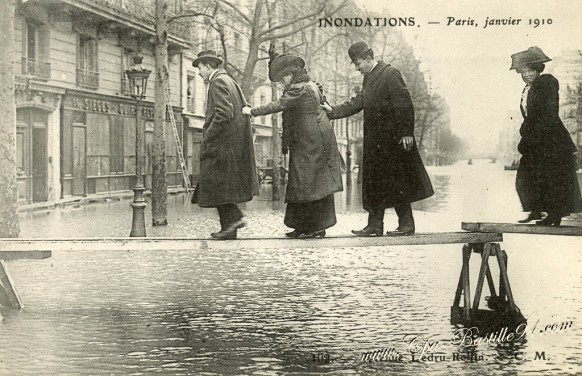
[1,160,581,375]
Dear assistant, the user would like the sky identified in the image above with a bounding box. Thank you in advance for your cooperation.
[353,0,582,155]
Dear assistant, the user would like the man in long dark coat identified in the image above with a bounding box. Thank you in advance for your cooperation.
[324,41,434,236]
[194,50,259,239]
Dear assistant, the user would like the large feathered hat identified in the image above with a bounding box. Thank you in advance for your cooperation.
[267,45,305,82]
[510,46,551,70]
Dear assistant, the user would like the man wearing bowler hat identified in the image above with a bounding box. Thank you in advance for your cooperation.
[193,50,259,239]
[322,41,434,236]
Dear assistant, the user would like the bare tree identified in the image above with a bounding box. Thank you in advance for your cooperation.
[561,55,582,167]
[0,0,19,237]
[320,22,456,164]
[438,128,466,165]
[185,0,349,98]
[151,0,171,226]
[415,93,447,151]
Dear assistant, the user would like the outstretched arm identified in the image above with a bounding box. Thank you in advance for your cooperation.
[250,85,305,117]
[327,90,364,119]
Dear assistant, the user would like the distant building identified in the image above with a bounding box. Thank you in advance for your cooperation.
[547,49,582,167]
[184,1,366,174]
[13,0,189,204]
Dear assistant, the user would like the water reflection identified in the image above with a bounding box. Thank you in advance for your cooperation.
[3,161,580,375]
[17,160,529,238]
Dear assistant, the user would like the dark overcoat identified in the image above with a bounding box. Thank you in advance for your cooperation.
[198,70,259,207]
[329,61,433,210]
[516,74,582,215]
[251,81,343,203]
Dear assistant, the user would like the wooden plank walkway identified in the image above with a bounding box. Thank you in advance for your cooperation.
[463,222,582,236]
[0,232,503,252]
[0,250,52,260]
[1,224,576,317]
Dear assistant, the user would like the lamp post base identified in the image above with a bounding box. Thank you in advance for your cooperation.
[130,185,147,237]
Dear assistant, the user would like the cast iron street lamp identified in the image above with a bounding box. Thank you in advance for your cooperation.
[125,55,151,237]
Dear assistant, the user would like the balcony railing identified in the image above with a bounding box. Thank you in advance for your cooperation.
[77,69,99,89]
[21,58,51,80]
[98,0,153,21]
[91,0,189,40]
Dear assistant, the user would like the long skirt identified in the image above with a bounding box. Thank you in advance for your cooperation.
[516,154,582,216]
[284,194,336,232]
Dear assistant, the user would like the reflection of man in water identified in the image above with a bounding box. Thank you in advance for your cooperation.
[323,41,433,236]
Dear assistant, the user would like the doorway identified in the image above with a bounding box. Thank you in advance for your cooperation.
[16,108,49,203]
[72,125,86,196]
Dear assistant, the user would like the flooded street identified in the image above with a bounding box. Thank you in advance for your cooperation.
[2,160,581,375]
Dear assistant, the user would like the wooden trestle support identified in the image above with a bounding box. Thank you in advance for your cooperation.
[451,242,526,330]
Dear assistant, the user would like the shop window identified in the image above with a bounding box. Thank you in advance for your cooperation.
[77,36,99,89]
[260,93,266,125]
[16,133,25,177]
[22,20,50,79]
[110,117,124,174]
[187,75,196,112]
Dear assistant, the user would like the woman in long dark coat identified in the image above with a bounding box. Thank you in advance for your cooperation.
[511,46,582,225]
[243,54,343,238]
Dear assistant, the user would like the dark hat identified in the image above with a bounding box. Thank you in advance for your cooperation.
[268,54,305,82]
[348,41,372,63]
[192,50,223,67]
[510,46,551,70]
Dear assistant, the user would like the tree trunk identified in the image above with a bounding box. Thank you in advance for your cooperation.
[152,0,168,226]
[0,0,19,238]
[270,82,281,200]
[240,40,261,99]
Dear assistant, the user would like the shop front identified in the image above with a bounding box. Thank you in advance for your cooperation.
[60,91,184,198]
[15,85,63,204]
[182,114,204,186]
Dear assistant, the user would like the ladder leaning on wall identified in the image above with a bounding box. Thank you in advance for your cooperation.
[165,86,191,200]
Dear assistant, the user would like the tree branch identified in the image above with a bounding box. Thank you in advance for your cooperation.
[168,11,210,23]
[309,32,350,55]
[214,0,252,25]
[263,5,324,36]
[261,0,348,41]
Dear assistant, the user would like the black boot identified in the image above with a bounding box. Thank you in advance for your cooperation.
[286,229,304,238]
[352,226,383,237]
[387,203,415,235]
[536,213,561,226]
[298,230,326,238]
[518,211,543,223]
[354,209,384,237]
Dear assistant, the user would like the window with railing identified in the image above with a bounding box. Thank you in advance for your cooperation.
[95,0,188,40]
[77,36,99,89]
[22,20,50,80]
